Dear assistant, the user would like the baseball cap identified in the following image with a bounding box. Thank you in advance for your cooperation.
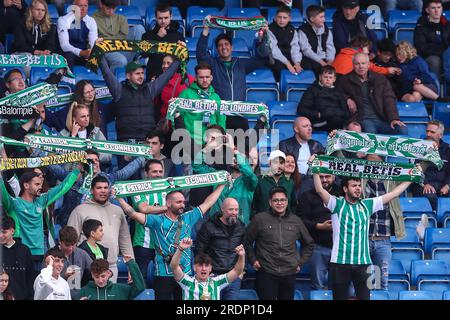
[125,61,146,73]
[269,150,286,162]
[341,0,359,8]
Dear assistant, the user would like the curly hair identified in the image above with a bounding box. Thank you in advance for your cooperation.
[396,41,418,62]
[25,0,52,34]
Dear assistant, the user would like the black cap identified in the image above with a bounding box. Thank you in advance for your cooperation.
[341,0,359,8]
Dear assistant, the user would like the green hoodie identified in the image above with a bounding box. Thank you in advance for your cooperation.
[76,259,144,300]
[178,82,226,145]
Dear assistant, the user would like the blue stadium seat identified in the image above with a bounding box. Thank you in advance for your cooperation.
[388,280,410,295]
[310,290,332,300]
[443,290,450,300]
[419,281,450,293]
[145,6,184,35]
[324,8,336,28]
[398,290,440,300]
[268,101,297,121]
[47,4,59,23]
[391,227,422,249]
[387,10,421,42]
[227,8,262,49]
[424,228,450,255]
[312,131,328,147]
[405,123,427,139]
[116,256,128,283]
[187,7,221,34]
[437,198,450,227]
[186,58,197,76]
[185,37,202,58]
[73,66,106,87]
[236,289,259,300]
[389,259,409,281]
[30,67,72,93]
[114,67,126,83]
[411,260,450,287]
[5,33,14,54]
[224,0,241,9]
[280,70,316,102]
[302,0,321,17]
[192,25,225,38]
[432,102,450,128]
[134,289,155,300]
[129,0,159,18]
[370,290,390,300]
[246,68,279,102]
[212,37,251,58]
[266,7,303,27]
[397,102,429,123]
[294,290,304,300]
[399,197,436,229]
[272,121,294,142]
[117,6,144,26]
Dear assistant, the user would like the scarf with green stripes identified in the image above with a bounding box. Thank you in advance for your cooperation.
[205,15,267,30]
[112,171,229,197]
[45,87,112,108]
[0,83,57,108]
[310,155,424,183]
[326,130,443,169]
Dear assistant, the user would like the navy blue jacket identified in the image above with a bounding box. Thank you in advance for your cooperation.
[196,33,270,101]
[423,140,450,187]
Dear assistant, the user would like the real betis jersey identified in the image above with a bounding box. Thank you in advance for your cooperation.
[327,196,383,265]
[178,273,229,300]
[144,207,203,276]
[131,191,167,249]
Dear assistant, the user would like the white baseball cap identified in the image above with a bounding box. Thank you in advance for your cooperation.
[268,150,286,162]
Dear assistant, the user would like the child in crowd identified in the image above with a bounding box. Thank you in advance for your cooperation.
[79,219,109,261]
[373,38,403,98]
[77,256,144,300]
[396,41,440,102]
[267,5,302,81]
[34,248,71,300]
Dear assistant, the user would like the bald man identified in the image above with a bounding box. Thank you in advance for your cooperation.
[278,116,325,194]
[195,197,246,300]
[337,52,407,135]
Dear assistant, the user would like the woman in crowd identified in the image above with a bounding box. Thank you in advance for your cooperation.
[284,153,302,199]
[0,270,15,300]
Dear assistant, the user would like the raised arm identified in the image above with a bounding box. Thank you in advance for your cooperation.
[137,201,168,215]
[99,56,122,101]
[116,197,146,225]
[226,244,245,283]
[170,238,192,281]
[381,181,412,205]
[198,183,226,215]
[148,60,181,98]
[313,172,331,205]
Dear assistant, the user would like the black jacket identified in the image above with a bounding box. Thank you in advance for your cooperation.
[0,0,27,37]
[297,80,349,123]
[1,238,35,300]
[278,136,325,162]
[12,19,56,53]
[78,240,109,262]
[423,139,450,187]
[296,184,342,248]
[142,21,185,79]
[245,209,314,276]
[414,15,450,59]
[195,213,246,274]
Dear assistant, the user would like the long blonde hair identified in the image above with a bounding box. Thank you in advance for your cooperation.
[66,102,90,131]
[25,0,52,34]
[396,41,418,62]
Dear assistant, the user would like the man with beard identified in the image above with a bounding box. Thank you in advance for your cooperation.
[116,183,226,300]
[1,169,80,272]
[252,150,297,216]
[296,173,341,290]
[195,198,246,300]
[312,160,413,300]
[412,120,450,211]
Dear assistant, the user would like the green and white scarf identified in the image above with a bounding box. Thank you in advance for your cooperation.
[79,162,94,195]
[327,130,443,169]
[0,151,87,171]
[0,83,57,108]
[112,171,229,197]
[310,155,424,183]
[0,54,75,83]
[205,15,266,30]
[45,87,112,108]
[87,40,189,78]
[167,98,270,127]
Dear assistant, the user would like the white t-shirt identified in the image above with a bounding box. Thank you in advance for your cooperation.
[297,142,311,174]
[77,130,87,139]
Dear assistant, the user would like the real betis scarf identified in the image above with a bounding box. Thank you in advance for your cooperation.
[113,171,229,197]
[45,86,112,108]
[327,130,443,169]
[205,15,266,30]
[0,54,76,83]
[86,40,189,78]
[0,151,86,171]
[0,105,39,119]
[310,155,424,183]
[0,83,57,108]
[0,134,153,158]
[167,98,270,127]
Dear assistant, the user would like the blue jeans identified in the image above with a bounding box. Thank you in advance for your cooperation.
[369,239,392,291]
[221,278,242,300]
[309,244,332,290]
[361,118,408,135]
[104,25,146,73]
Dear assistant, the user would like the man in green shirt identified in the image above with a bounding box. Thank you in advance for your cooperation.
[131,159,168,282]
[170,237,245,300]
[1,168,80,271]
[312,157,413,300]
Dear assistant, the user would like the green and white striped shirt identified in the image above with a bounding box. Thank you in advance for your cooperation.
[327,196,383,265]
[178,273,229,300]
[131,192,166,248]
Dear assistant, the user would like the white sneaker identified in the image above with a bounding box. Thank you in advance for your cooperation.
[416,214,429,241]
